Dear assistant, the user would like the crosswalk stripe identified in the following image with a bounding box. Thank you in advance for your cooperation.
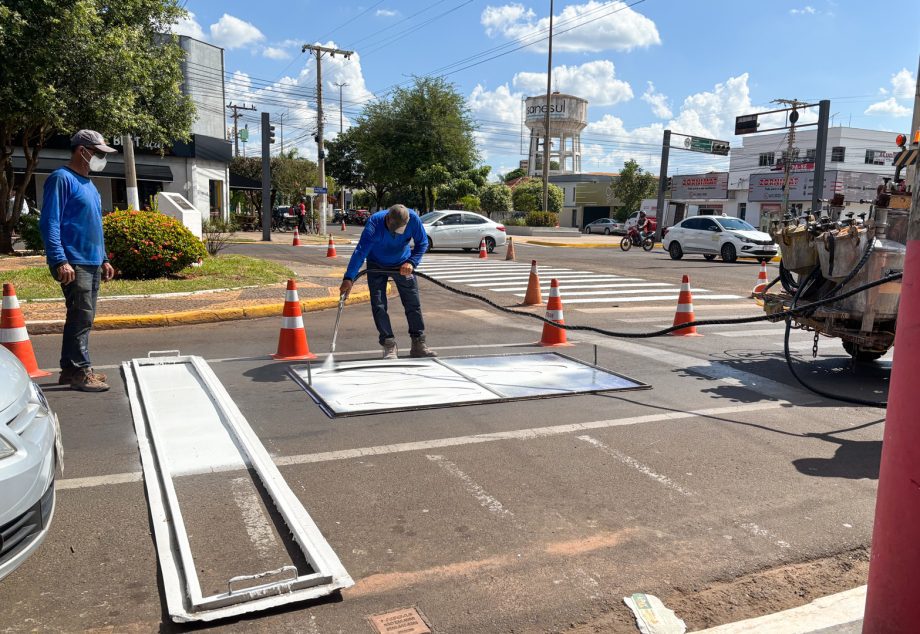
[484,281,662,291]
[561,294,742,304]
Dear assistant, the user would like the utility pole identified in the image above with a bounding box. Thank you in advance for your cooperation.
[334,82,348,133]
[863,54,920,632]
[121,135,140,210]
[653,129,671,243]
[773,98,806,218]
[227,103,256,157]
[260,112,276,241]
[541,0,555,215]
[279,112,285,156]
[302,44,353,235]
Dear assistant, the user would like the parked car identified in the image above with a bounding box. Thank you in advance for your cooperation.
[420,210,508,253]
[583,218,624,235]
[0,346,61,581]
[624,211,657,233]
[662,215,779,263]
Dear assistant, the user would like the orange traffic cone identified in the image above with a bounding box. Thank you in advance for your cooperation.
[341,220,346,231]
[478,238,488,259]
[538,279,573,347]
[521,260,544,306]
[505,237,516,261]
[670,274,702,336]
[326,235,337,258]
[1,283,50,378]
[751,261,769,297]
[272,279,317,360]
[292,227,302,246]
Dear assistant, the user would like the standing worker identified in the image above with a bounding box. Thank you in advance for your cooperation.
[340,204,436,359]
[39,130,117,392]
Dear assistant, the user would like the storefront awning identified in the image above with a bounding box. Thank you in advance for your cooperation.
[230,172,262,191]
[11,156,173,182]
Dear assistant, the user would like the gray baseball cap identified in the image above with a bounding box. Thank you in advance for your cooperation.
[70,129,117,153]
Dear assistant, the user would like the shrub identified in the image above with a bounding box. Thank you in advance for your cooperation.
[202,217,239,256]
[103,210,206,279]
[524,211,558,227]
[16,213,44,252]
[511,179,563,213]
[459,194,481,211]
[504,217,527,226]
[480,183,513,214]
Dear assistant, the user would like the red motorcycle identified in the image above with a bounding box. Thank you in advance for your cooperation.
[620,226,655,251]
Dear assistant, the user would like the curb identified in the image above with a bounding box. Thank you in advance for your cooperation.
[26,290,372,335]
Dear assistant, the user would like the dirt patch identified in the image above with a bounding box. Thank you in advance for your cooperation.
[567,547,869,633]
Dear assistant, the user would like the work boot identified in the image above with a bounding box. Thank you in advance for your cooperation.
[70,367,110,392]
[382,338,398,360]
[410,335,438,358]
[59,366,107,385]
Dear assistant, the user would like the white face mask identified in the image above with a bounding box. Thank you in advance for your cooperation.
[83,148,107,172]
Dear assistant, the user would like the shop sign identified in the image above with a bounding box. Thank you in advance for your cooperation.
[671,173,728,200]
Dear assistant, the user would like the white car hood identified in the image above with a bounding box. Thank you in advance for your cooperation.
[0,345,30,420]
[730,229,773,242]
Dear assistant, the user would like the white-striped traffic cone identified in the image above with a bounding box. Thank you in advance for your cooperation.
[538,279,573,346]
[272,279,317,360]
[670,274,702,336]
[1,283,50,377]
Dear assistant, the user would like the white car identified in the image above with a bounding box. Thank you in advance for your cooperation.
[420,210,508,253]
[663,215,778,263]
[0,346,60,581]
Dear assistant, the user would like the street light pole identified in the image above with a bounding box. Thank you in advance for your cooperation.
[541,0,554,215]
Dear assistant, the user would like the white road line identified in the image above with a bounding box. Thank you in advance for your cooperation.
[58,403,785,490]
[513,288,707,298]
[473,277,638,288]
[557,294,743,304]
[435,271,575,282]
[230,476,280,557]
[577,435,694,496]
[617,315,751,323]
[481,282,658,291]
[426,455,514,518]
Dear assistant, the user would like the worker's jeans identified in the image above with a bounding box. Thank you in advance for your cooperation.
[366,262,425,345]
[56,264,101,370]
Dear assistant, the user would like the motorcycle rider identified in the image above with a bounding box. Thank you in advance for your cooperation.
[637,211,650,239]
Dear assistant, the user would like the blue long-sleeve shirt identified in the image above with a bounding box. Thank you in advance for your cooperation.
[39,167,107,268]
[344,210,428,280]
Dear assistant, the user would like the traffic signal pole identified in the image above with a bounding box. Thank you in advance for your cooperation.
[261,111,272,241]
[653,129,670,243]
[863,55,920,632]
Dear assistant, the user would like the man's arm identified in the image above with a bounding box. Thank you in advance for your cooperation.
[39,174,68,269]
[406,218,428,270]
[343,217,378,281]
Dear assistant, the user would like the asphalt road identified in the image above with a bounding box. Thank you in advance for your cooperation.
[0,240,887,633]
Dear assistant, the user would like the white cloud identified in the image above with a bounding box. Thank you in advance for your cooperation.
[482,1,660,54]
[376,8,399,17]
[262,46,292,60]
[865,97,911,117]
[891,68,916,100]
[467,83,526,162]
[512,60,632,106]
[641,81,672,119]
[789,6,817,15]
[171,11,206,40]
[209,14,265,50]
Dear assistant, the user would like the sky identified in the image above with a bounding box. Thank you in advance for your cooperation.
[172,0,919,180]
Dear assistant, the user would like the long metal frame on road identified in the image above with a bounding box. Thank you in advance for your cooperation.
[123,353,353,622]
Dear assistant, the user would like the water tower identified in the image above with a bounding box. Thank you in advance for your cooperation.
[524,92,588,176]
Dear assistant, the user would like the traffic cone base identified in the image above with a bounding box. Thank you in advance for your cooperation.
[326,236,337,258]
[505,237,516,261]
[292,227,302,246]
[537,279,574,347]
[1,283,51,377]
[273,279,317,360]
[670,274,702,336]
[520,259,544,306]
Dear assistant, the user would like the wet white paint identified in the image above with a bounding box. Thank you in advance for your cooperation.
[230,476,279,557]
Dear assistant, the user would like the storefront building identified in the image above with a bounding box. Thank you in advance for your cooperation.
[549,173,621,228]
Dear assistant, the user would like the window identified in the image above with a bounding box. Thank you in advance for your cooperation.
[831,146,845,162]
[738,203,747,221]
[758,152,775,167]
[865,149,887,165]
[698,218,720,232]
[463,214,487,224]
[781,149,800,163]
[440,214,462,225]
[717,218,755,231]
[682,218,703,230]
[805,148,816,162]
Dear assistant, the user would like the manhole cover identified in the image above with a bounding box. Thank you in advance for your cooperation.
[368,607,431,634]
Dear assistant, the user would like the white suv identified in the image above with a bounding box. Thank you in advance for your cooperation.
[663,215,778,263]
[0,346,61,581]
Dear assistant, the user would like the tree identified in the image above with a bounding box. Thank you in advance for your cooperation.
[414,164,450,211]
[230,154,324,220]
[480,183,513,216]
[0,1,195,253]
[612,159,657,221]
[459,195,481,211]
[501,167,526,182]
[511,179,563,213]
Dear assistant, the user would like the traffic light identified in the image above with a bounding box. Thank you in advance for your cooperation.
[268,124,276,144]
[712,141,730,156]
[239,125,249,142]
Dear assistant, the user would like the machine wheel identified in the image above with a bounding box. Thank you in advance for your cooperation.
[485,236,496,253]
[721,243,738,263]
[668,242,683,260]
[703,254,717,261]
[604,228,611,235]
[620,236,633,251]
[842,341,888,363]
